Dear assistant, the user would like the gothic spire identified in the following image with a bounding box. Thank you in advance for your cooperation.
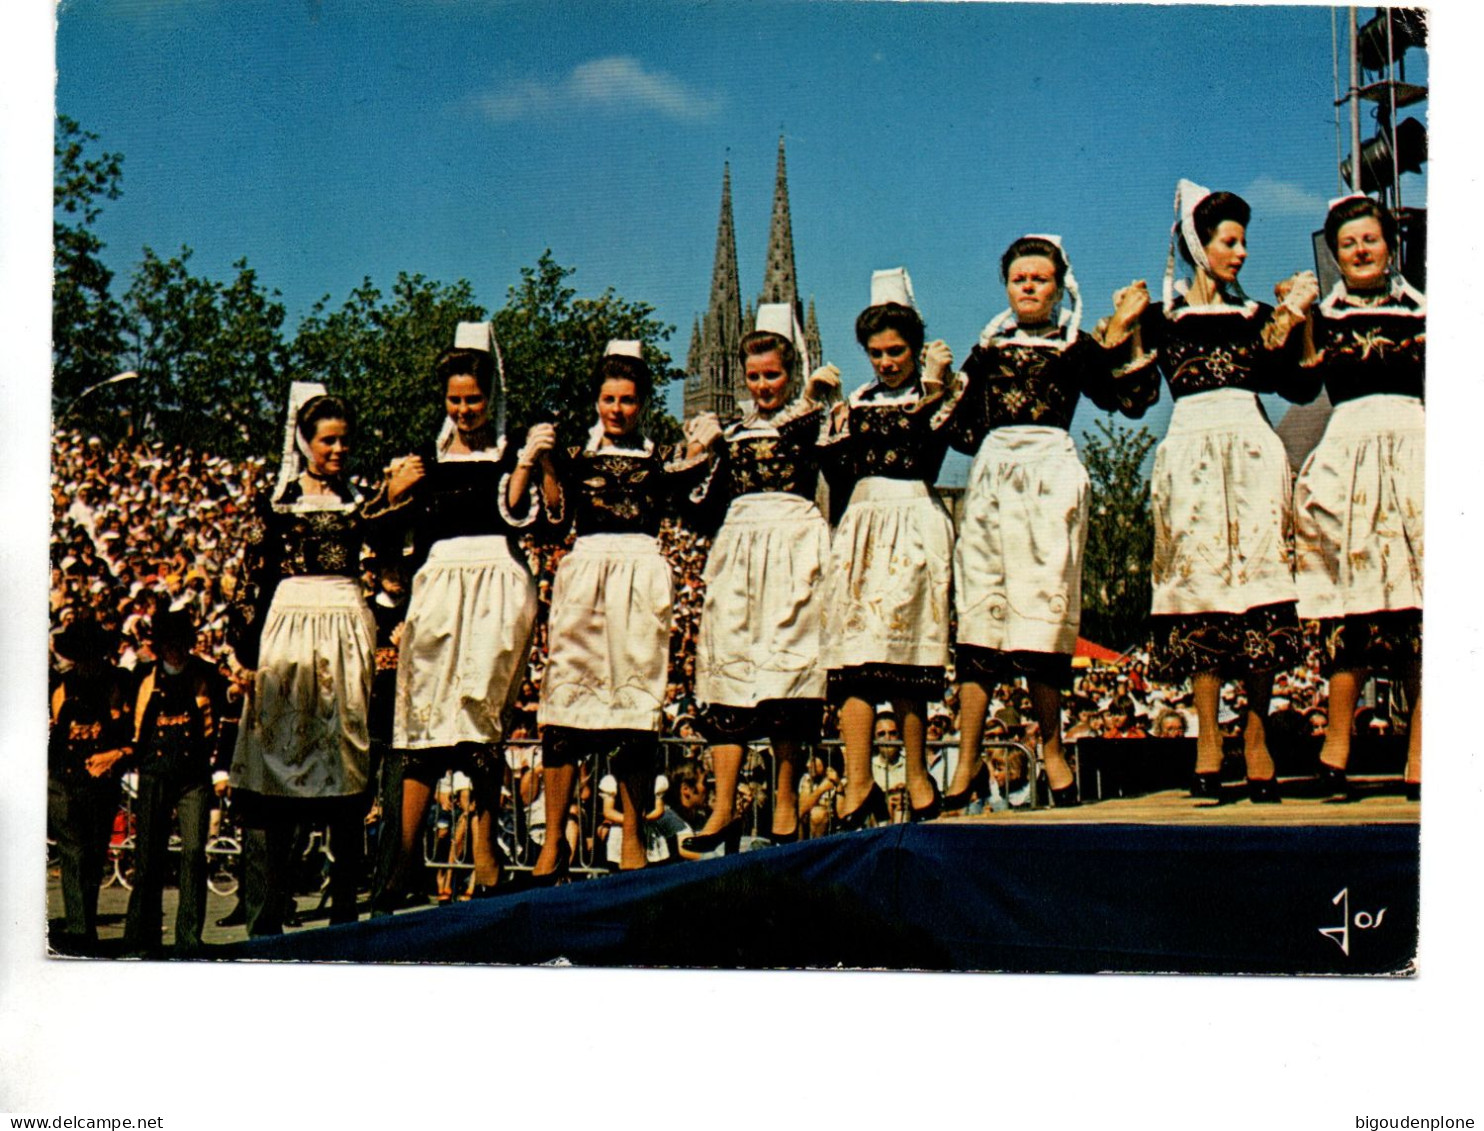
[685,162,744,420]
[686,315,702,374]
[805,297,823,374]
[759,135,799,308]
[706,162,742,337]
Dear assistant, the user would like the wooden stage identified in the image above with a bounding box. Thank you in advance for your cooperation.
[949,785,1420,828]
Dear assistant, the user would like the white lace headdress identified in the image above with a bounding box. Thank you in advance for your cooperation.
[272,380,330,502]
[1163,177,1251,310]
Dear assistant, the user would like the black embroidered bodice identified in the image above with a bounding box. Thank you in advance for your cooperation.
[820,380,968,493]
[553,441,709,538]
[1294,289,1426,406]
[400,440,536,566]
[687,400,826,530]
[1139,299,1306,400]
[949,331,1158,453]
[241,481,385,585]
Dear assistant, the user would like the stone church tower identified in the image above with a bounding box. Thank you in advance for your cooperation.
[684,163,743,420]
[686,137,823,421]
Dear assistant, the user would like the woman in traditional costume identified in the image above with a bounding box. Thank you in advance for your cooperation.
[818,269,966,827]
[377,323,558,905]
[530,342,714,877]
[229,387,417,934]
[1108,180,1320,802]
[1292,195,1424,800]
[681,304,834,849]
[944,235,1158,809]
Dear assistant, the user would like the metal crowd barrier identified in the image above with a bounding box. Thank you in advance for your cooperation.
[413,734,1043,884]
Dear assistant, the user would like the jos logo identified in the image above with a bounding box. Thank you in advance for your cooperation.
[1319,887,1387,956]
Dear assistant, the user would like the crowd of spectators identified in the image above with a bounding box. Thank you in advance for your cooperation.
[49,428,1406,901]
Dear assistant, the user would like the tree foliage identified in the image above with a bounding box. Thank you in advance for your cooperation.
[51,126,686,470]
[1079,416,1157,651]
[493,251,683,451]
[289,274,485,474]
[53,116,127,412]
[120,248,290,460]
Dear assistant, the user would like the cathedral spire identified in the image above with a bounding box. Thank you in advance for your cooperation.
[685,162,744,420]
[759,135,799,308]
[805,298,823,374]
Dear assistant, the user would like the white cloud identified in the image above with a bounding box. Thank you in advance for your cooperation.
[477,56,720,124]
[1242,174,1328,218]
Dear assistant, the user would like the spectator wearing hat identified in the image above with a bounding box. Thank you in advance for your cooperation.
[47,617,132,951]
[123,611,217,955]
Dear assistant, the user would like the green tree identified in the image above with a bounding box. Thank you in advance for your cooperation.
[1079,417,1157,651]
[493,251,683,451]
[289,273,485,474]
[121,247,290,459]
[53,116,127,416]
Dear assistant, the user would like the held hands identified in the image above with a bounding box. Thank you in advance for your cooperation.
[1277,270,1321,318]
[385,455,426,502]
[518,422,558,468]
[920,340,953,398]
[1110,280,1150,328]
[803,363,842,403]
[683,412,724,452]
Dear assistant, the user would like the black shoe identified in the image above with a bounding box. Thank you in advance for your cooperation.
[910,779,943,822]
[681,817,744,855]
[1049,781,1081,808]
[528,839,572,888]
[765,823,801,845]
[1317,763,1353,801]
[943,763,989,812]
[1404,781,1421,802]
[1190,771,1226,804]
[836,784,889,832]
[214,903,247,928]
[1247,777,1282,804]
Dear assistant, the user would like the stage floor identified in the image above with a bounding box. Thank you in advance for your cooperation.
[953,787,1419,827]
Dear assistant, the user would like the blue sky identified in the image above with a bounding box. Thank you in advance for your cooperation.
[54,1,1430,481]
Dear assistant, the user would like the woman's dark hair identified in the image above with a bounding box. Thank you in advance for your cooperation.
[1177,191,1252,266]
[854,302,925,357]
[592,352,653,404]
[1323,196,1396,258]
[738,330,797,378]
[434,346,496,399]
[296,394,355,443]
[1000,236,1068,287]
